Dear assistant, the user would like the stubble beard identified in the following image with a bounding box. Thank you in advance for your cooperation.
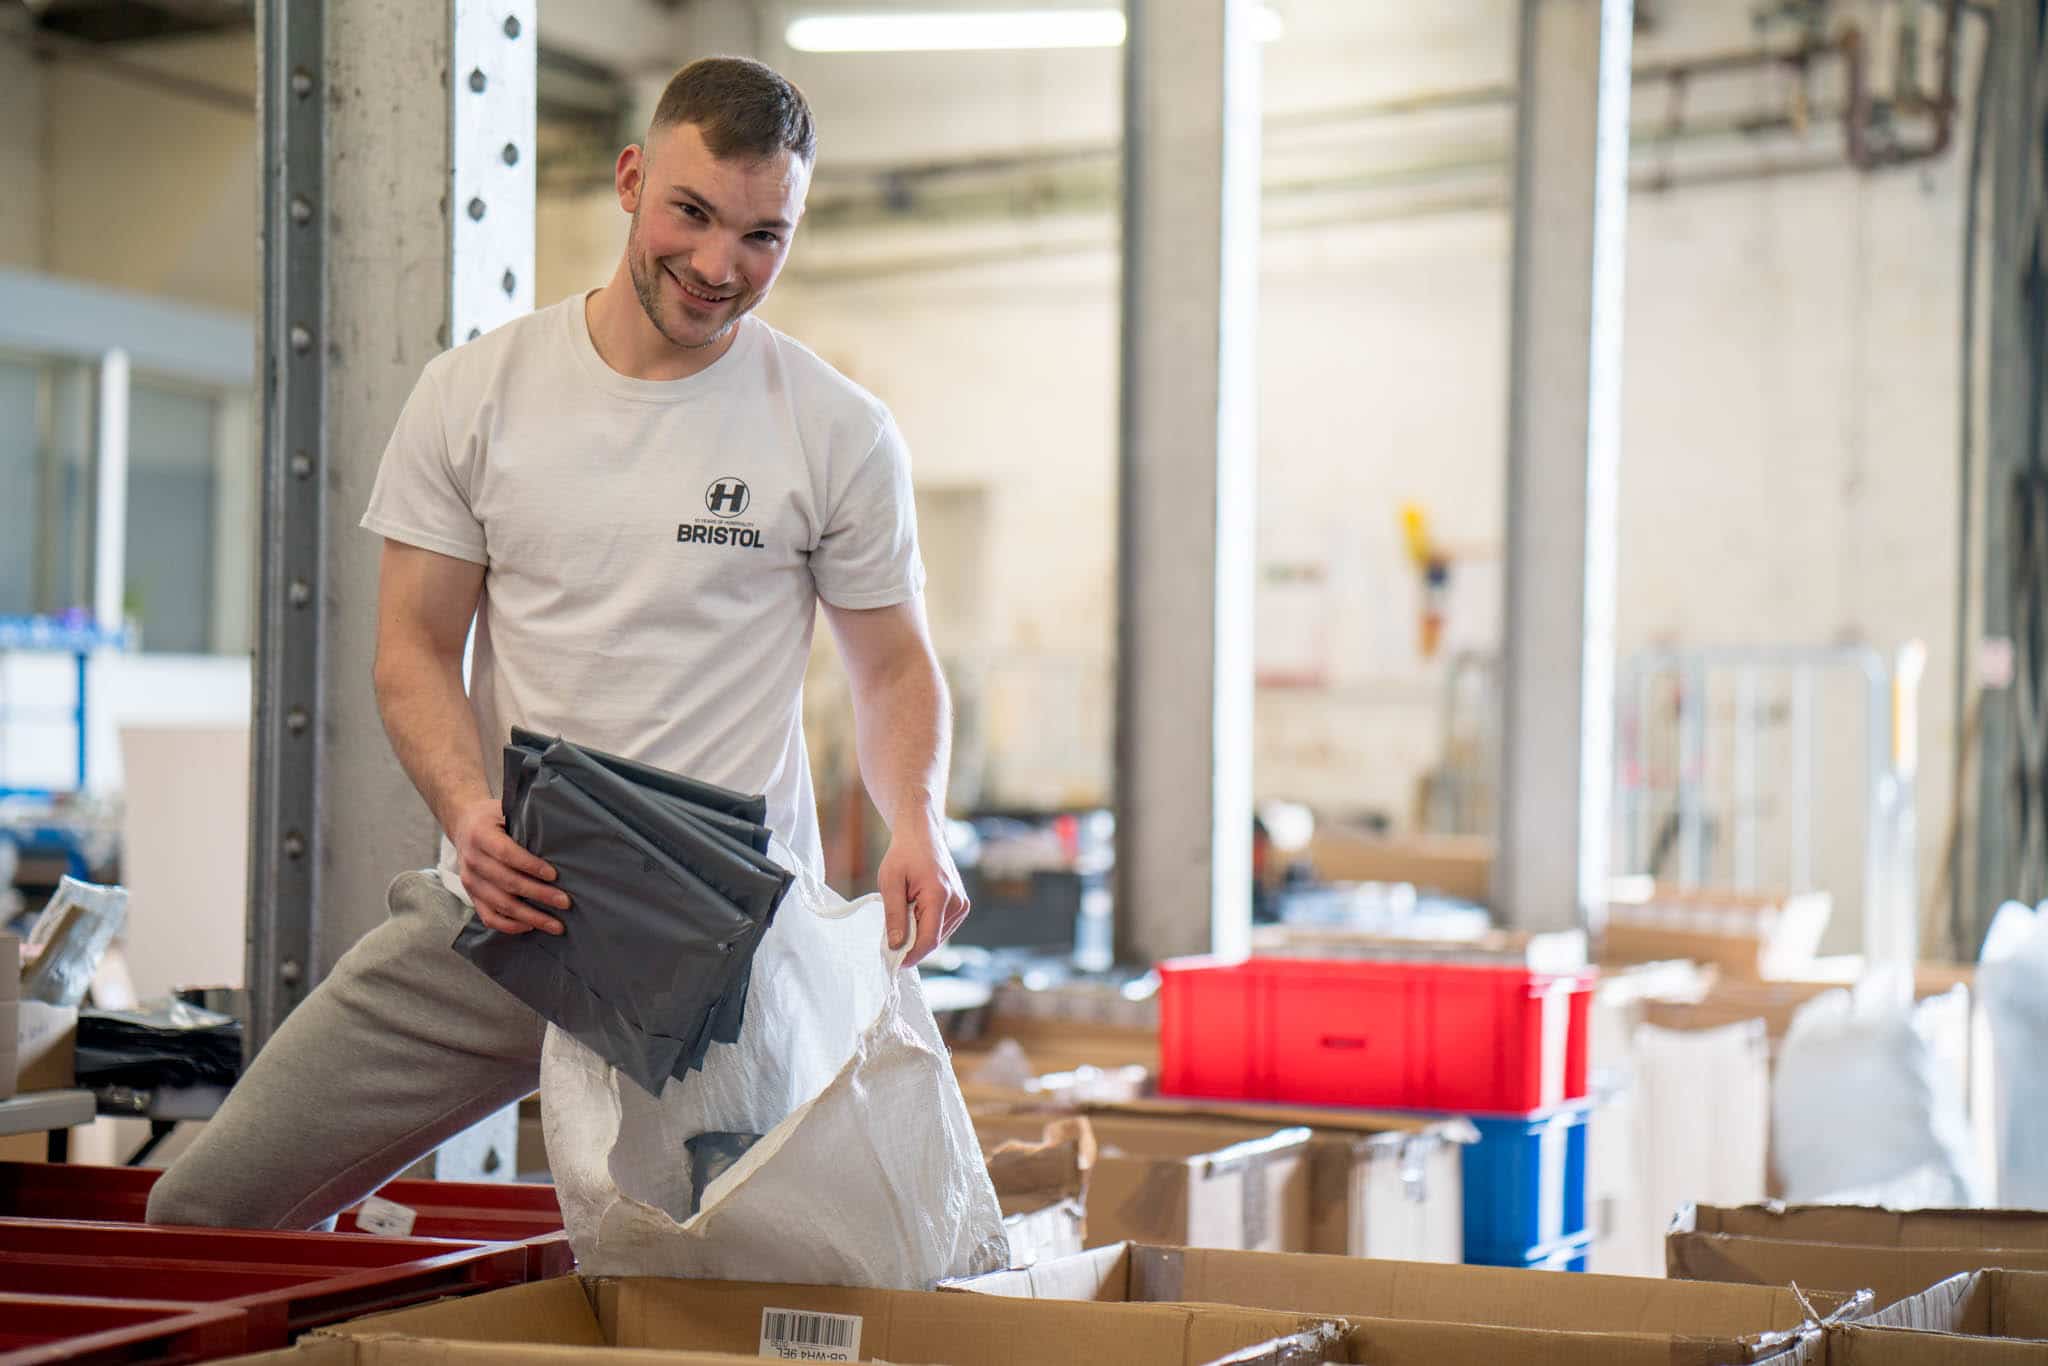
[627,210,752,352]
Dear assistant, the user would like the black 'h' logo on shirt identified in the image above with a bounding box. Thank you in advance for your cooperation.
[705,478,750,518]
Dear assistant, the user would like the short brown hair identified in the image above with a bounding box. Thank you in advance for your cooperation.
[648,57,816,165]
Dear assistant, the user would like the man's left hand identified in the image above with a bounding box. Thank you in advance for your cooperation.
[876,812,970,967]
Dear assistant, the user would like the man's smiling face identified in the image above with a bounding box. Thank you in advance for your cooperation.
[620,121,810,352]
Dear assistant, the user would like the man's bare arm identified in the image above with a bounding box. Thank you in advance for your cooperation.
[371,539,567,935]
[822,594,969,964]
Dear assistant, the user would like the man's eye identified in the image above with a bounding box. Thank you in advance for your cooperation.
[751,232,780,245]
[677,204,705,220]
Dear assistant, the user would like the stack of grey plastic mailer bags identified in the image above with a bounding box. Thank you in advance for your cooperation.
[455,728,794,1097]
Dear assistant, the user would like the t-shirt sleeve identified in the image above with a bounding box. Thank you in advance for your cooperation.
[811,413,926,609]
[358,364,488,564]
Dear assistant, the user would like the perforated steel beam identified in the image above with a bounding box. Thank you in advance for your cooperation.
[248,0,327,1058]
[1113,0,1262,963]
[1494,0,1635,932]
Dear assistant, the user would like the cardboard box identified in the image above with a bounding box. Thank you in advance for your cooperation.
[953,1016,1159,1079]
[1588,1017,1771,1277]
[229,1341,768,1365]
[1600,888,1832,979]
[1827,1269,2048,1363]
[950,1244,1858,1365]
[1584,1080,1644,1277]
[1248,922,1588,971]
[952,1016,1159,1109]
[309,1274,1334,1366]
[1002,1197,1087,1271]
[1680,1205,2048,1250]
[988,978,1160,1031]
[1227,1319,1824,1366]
[1642,974,1982,1056]
[984,1114,1091,1267]
[15,1000,78,1092]
[973,1112,1312,1253]
[1303,832,1493,903]
[985,1115,1091,1216]
[1670,1205,2048,1308]
[1643,974,1990,1201]
[1086,1098,1470,1262]
[6,927,80,1095]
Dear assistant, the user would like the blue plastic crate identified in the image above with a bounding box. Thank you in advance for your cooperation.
[1465,1230,1593,1272]
[1458,1099,1592,1263]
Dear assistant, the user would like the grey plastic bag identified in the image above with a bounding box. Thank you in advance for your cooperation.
[455,733,793,1096]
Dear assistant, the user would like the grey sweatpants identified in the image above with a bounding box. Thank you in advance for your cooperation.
[145,870,545,1230]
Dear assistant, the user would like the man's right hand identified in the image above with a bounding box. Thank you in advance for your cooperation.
[451,796,569,935]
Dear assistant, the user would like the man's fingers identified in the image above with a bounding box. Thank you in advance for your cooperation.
[473,895,537,935]
[940,889,972,940]
[504,895,565,935]
[470,880,564,936]
[482,854,571,912]
[903,881,943,967]
[882,870,911,951]
[483,826,558,886]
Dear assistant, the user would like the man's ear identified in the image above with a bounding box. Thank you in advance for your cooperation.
[616,143,645,213]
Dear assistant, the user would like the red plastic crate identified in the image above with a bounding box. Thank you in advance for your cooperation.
[0,1219,529,1349]
[0,1164,572,1280]
[1158,956,1595,1111]
[0,1293,248,1366]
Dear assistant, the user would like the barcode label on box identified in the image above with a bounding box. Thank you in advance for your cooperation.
[759,1308,861,1361]
[354,1196,417,1237]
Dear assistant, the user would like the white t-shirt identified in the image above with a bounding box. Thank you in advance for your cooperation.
[360,293,924,898]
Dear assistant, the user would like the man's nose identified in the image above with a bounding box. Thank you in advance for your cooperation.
[690,239,735,287]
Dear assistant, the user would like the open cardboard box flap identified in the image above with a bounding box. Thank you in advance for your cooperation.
[1860,1269,2048,1337]
[985,1115,1093,1215]
[1083,1098,1479,1148]
[312,1273,1330,1366]
[1827,1336,2048,1365]
[1241,1319,1830,1366]
[1823,1270,2048,1365]
[1670,1205,2048,1308]
[948,1243,1860,1336]
[1677,1203,2048,1251]
[231,1338,763,1365]
[1667,1233,2048,1311]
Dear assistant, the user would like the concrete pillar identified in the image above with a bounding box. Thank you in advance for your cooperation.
[1973,0,2047,928]
[1493,0,1634,931]
[249,0,535,1053]
[1113,0,1262,963]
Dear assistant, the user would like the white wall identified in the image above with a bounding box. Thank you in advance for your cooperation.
[120,723,250,1000]
[41,33,258,316]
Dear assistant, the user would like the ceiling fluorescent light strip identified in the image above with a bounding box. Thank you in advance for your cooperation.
[786,7,1282,54]
[787,10,1126,52]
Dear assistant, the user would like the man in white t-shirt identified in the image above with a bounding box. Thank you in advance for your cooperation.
[147,56,969,1229]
